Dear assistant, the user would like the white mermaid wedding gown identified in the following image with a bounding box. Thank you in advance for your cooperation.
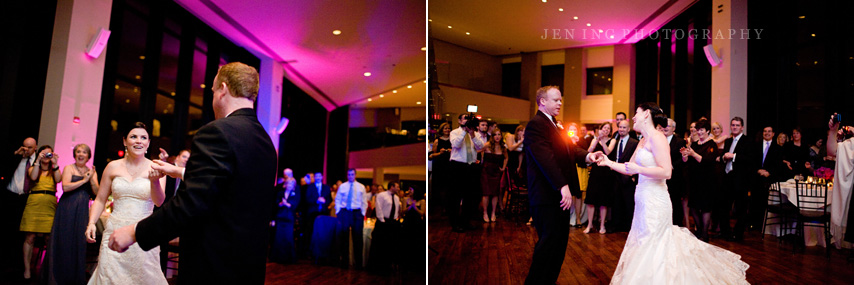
[610,147,749,284]
[88,177,167,284]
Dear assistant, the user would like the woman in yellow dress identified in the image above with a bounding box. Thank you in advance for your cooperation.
[20,145,61,280]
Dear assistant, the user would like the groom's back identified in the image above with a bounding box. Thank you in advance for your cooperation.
[184,110,277,284]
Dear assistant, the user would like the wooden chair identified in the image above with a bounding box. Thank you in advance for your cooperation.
[504,170,528,222]
[761,182,796,240]
[794,181,832,256]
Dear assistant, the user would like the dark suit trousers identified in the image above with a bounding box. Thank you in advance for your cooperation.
[717,173,750,238]
[525,205,570,285]
[612,178,636,231]
[448,161,476,228]
[337,209,364,267]
[1,190,27,268]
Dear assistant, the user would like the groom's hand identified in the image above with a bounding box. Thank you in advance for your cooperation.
[109,224,137,253]
[559,185,572,210]
[151,160,184,179]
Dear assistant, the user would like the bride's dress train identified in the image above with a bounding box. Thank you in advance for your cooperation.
[610,148,749,284]
[88,177,167,284]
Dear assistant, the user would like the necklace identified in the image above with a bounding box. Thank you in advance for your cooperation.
[125,160,142,178]
[73,163,88,176]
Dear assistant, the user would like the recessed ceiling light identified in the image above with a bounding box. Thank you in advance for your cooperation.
[393,90,398,93]
[417,101,422,104]
[114,84,120,90]
[541,0,547,2]
[428,19,432,22]
[421,46,427,51]
[811,33,815,37]
[379,94,384,98]
[407,85,412,88]
[558,8,563,11]
[573,16,578,20]
[170,92,176,96]
[364,72,371,77]
[200,84,206,88]
[466,32,471,35]
[799,16,806,19]
[368,98,372,102]
[586,23,591,27]
[332,30,342,35]
[448,26,452,29]
[814,61,818,64]
[139,56,145,60]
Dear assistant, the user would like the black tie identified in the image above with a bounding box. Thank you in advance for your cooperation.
[23,157,32,192]
[551,115,558,126]
[389,194,396,221]
[617,139,624,162]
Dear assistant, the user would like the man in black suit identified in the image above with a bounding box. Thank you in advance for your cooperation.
[303,171,331,257]
[110,62,278,284]
[749,126,784,230]
[658,118,687,226]
[524,86,600,285]
[715,117,753,241]
[610,120,639,232]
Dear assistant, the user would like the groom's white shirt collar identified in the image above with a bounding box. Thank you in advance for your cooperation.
[541,112,556,127]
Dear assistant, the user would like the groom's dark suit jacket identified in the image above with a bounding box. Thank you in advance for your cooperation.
[525,111,589,206]
[136,108,277,284]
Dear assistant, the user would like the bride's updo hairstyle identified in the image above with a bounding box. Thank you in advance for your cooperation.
[121,122,149,138]
[638,102,668,128]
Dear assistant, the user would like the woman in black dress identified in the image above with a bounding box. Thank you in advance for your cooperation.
[481,129,507,222]
[584,122,616,234]
[46,144,98,284]
[784,128,812,178]
[271,179,300,263]
[680,119,720,242]
[429,122,452,216]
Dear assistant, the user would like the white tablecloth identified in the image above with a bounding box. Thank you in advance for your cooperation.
[764,181,833,247]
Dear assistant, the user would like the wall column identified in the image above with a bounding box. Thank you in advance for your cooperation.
[520,52,542,118]
[710,0,748,128]
[39,0,112,192]
[257,58,284,150]
[563,48,583,123]
[373,167,385,189]
[613,44,635,117]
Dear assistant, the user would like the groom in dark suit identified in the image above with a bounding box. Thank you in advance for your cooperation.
[109,62,278,284]
[524,86,600,285]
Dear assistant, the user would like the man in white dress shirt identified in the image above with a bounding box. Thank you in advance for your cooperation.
[448,114,484,232]
[335,168,368,269]
[369,181,401,272]
[2,137,37,267]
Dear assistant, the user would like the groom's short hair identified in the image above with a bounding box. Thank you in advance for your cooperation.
[535,86,560,106]
[216,62,259,102]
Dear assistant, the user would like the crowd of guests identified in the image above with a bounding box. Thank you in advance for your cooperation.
[1,135,425,283]
[429,110,843,243]
[269,168,426,273]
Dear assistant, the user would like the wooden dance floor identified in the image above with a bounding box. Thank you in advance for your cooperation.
[428,215,854,284]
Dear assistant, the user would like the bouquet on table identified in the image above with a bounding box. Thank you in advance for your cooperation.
[814,167,834,181]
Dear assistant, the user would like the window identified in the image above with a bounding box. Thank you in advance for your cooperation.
[587,67,613,95]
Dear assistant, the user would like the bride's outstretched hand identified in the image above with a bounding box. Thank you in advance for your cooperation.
[596,154,612,167]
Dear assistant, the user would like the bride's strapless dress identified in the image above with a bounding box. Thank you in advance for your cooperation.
[88,177,167,285]
[610,148,749,284]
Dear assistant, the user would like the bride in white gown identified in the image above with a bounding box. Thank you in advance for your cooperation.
[85,122,167,284]
[596,103,749,284]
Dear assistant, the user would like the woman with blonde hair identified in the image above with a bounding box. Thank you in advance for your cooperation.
[45,144,99,283]
[710,122,727,149]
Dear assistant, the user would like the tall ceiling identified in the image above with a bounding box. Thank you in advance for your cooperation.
[429,0,698,56]
[173,0,426,110]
